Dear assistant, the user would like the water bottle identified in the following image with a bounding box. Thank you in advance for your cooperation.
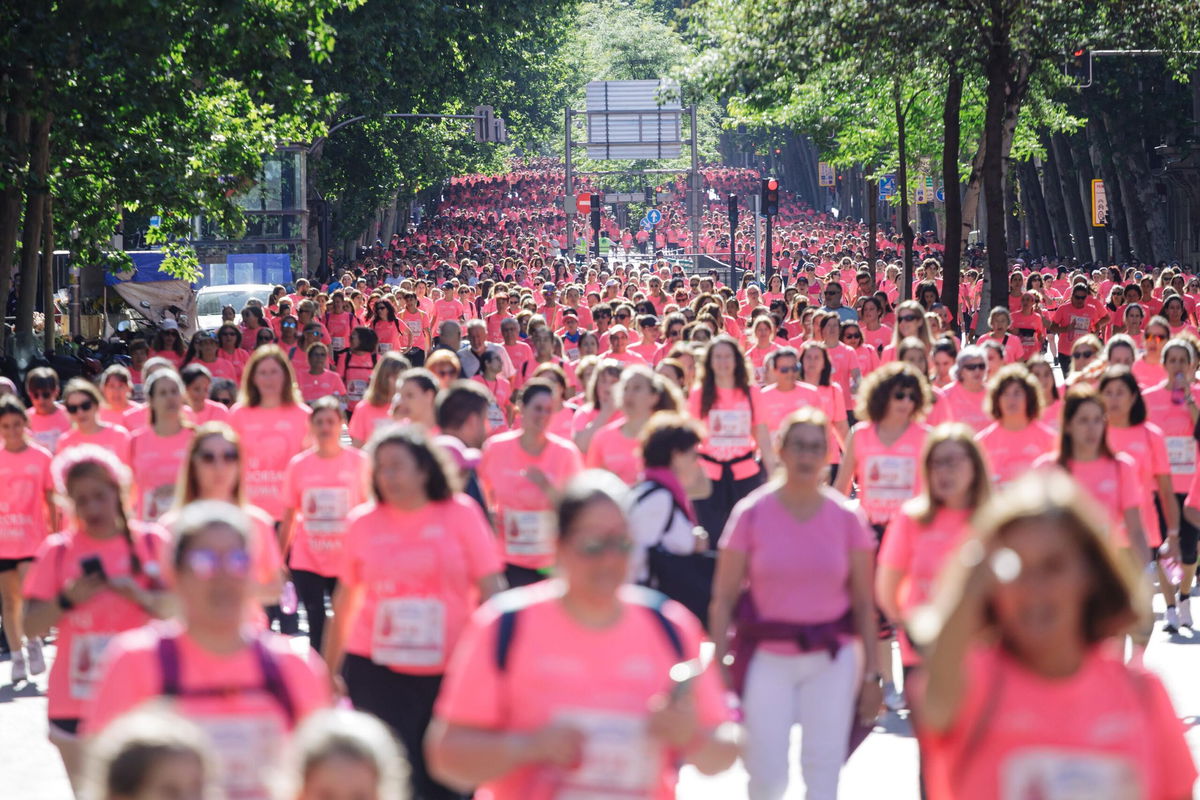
[280,581,298,615]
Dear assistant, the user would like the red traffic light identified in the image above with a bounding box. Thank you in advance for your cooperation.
[767,178,778,190]
[1073,49,1086,57]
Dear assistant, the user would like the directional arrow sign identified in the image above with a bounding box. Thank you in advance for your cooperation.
[646,208,662,224]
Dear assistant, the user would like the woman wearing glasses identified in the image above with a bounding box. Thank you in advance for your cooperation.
[1049,284,1107,377]
[58,378,132,463]
[182,330,241,385]
[85,501,330,800]
[427,471,737,800]
[215,323,251,379]
[711,409,880,799]
[976,364,1054,487]
[1133,315,1171,389]
[881,300,933,364]
[840,321,879,376]
[939,346,992,433]
[1068,334,1103,377]
[324,426,505,800]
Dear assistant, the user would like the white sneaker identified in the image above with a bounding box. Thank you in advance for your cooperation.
[1181,598,1193,629]
[26,639,45,675]
[883,684,907,712]
[1166,606,1181,633]
[10,652,26,683]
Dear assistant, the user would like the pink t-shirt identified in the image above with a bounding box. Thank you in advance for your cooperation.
[23,523,168,719]
[722,486,873,653]
[297,369,347,404]
[27,406,71,453]
[121,404,196,433]
[688,386,763,482]
[194,356,241,385]
[825,342,862,409]
[1132,359,1166,391]
[283,447,369,576]
[757,382,822,438]
[1142,382,1200,493]
[919,645,1196,800]
[228,404,311,518]
[58,424,132,464]
[1033,454,1141,546]
[478,430,584,569]
[975,331,1025,364]
[851,421,929,525]
[0,443,53,559]
[585,420,643,485]
[347,401,392,445]
[1108,423,1170,547]
[976,422,1056,487]
[940,382,991,433]
[129,428,195,520]
[100,403,141,428]
[434,582,731,800]
[339,495,502,674]
[191,399,232,427]
[84,622,330,800]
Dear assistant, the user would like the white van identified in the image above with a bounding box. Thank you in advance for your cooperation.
[195,284,275,331]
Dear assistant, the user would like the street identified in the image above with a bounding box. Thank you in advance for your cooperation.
[4,604,1199,799]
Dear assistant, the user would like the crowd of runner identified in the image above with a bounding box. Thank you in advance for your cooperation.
[1,159,1197,800]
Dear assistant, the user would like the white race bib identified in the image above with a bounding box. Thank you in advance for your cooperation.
[553,709,659,800]
[371,597,445,668]
[30,429,61,453]
[69,633,114,700]
[503,509,556,556]
[331,336,347,351]
[707,409,752,449]
[406,320,422,335]
[865,455,916,501]
[1001,749,1141,800]
[1071,315,1090,333]
[487,402,505,429]
[302,487,350,534]
[378,342,393,353]
[1167,436,1196,475]
[347,379,369,402]
[198,714,284,800]
[143,485,175,520]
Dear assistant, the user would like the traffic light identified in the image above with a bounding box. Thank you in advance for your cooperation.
[728,194,739,228]
[760,177,779,217]
[1066,49,1092,88]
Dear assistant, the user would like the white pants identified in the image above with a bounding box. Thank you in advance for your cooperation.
[742,642,863,800]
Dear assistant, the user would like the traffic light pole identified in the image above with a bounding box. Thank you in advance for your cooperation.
[728,194,738,289]
[765,213,774,284]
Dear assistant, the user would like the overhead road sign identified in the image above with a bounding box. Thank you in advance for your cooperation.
[585,80,682,160]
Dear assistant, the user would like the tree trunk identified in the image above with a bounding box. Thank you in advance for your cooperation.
[1017,159,1052,258]
[867,179,877,267]
[1051,133,1092,263]
[960,147,985,257]
[895,79,914,299]
[1004,165,1022,254]
[982,34,1010,318]
[16,106,51,356]
[1101,112,1155,263]
[0,104,30,352]
[1039,144,1074,259]
[41,196,54,353]
[1070,133,1106,263]
[942,64,963,322]
[1088,116,1131,262]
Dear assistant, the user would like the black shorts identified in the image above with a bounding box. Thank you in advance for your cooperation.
[1156,492,1200,565]
[0,556,33,573]
[48,718,80,736]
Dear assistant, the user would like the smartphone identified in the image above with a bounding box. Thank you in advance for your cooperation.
[668,659,704,703]
[81,555,106,580]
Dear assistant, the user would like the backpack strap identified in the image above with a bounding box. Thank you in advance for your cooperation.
[636,482,686,546]
[157,635,183,697]
[495,608,519,672]
[156,634,295,727]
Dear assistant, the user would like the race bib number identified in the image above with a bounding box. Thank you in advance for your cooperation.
[199,714,284,800]
[553,709,658,800]
[487,402,505,429]
[331,336,346,351]
[754,365,766,384]
[69,633,114,700]
[1001,749,1141,800]
[865,455,916,501]
[347,379,369,401]
[707,409,752,449]
[302,487,349,534]
[143,485,175,520]
[1071,315,1090,333]
[1017,327,1036,346]
[503,510,556,556]
[406,320,422,335]
[566,346,580,361]
[378,342,393,353]
[1167,436,1196,475]
[371,597,445,668]
[30,429,61,453]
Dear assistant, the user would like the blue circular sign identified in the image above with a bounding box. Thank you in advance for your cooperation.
[645,209,662,224]
[935,186,946,203]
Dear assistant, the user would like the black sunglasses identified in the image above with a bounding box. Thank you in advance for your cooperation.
[897,314,920,323]
[65,400,95,414]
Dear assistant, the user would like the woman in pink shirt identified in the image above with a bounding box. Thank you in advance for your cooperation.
[878,425,988,672]
[815,311,862,410]
[58,378,132,463]
[98,365,141,427]
[857,296,893,354]
[25,366,71,453]
[279,398,369,652]
[427,472,738,800]
[473,349,513,435]
[571,359,623,454]
[916,471,1195,800]
[688,336,777,544]
[215,323,251,378]
[1027,355,1062,427]
[797,340,850,470]
[835,362,932,534]
[1032,384,1152,564]
[975,307,1025,364]
[711,408,880,799]
[184,329,242,385]
[325,426,505,800]
[129,371,194,521]
[881,300,933,363]
[347,352,407,447]
[939,346,991,433]
[149,324,186,369]
[24,446,171,789]
[0,397,55,684]
[85,501,331,800]
[180,363,232,427]
[296,341,347,405]
[586,366,682,485]
[390,367,439,431]
[1134,316,1171,390]
[745,315,779,384]
[479,380,585,586]
[1101,365,1183,627]
[976,364,1056,487]
[530,363,578,441]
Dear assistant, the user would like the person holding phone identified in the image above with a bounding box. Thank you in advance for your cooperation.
[23,446,171,792]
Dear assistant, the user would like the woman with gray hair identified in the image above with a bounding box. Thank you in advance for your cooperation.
[85,500,331,800]
[939,345,991,432]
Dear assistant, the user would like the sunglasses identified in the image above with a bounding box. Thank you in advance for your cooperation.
[573,538,634,558]
[1073,350,1096,360]
[65,400,95,414]
[961,363,986,371]
[892,390,919,402]
[282,322,297,328]
[843,332,862,340]
[615,314,630,320]
[181,548,251,579]
[196,449,238,464]
[31,390,55,400]
[824,290,840,296]
[1146,333,1168,342]
[897,314,920,323]
[1072,294,1088,301]
[775,365,798,373]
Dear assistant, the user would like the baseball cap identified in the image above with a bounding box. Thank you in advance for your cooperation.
[160,319,180,331]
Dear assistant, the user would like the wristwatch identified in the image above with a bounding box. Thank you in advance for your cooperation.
[56,591,75,611]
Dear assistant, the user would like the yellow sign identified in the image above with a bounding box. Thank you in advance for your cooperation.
[1091,179,1108,226]
[818,162,835,187]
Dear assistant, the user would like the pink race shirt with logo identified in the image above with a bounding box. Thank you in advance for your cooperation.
[228,404,311,518]
[976,422,1056,487]
[130,428,195,520]
[283,447,369,576]
[851,421,929,526]
[0,443,53,559]
[687,386,763,482]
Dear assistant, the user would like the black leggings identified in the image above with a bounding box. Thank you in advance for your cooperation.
[694,463,765,545]
[343,655,465,800]
[291,570,337,652]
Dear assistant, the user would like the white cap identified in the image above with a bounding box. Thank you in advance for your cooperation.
[160,319,180,331]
